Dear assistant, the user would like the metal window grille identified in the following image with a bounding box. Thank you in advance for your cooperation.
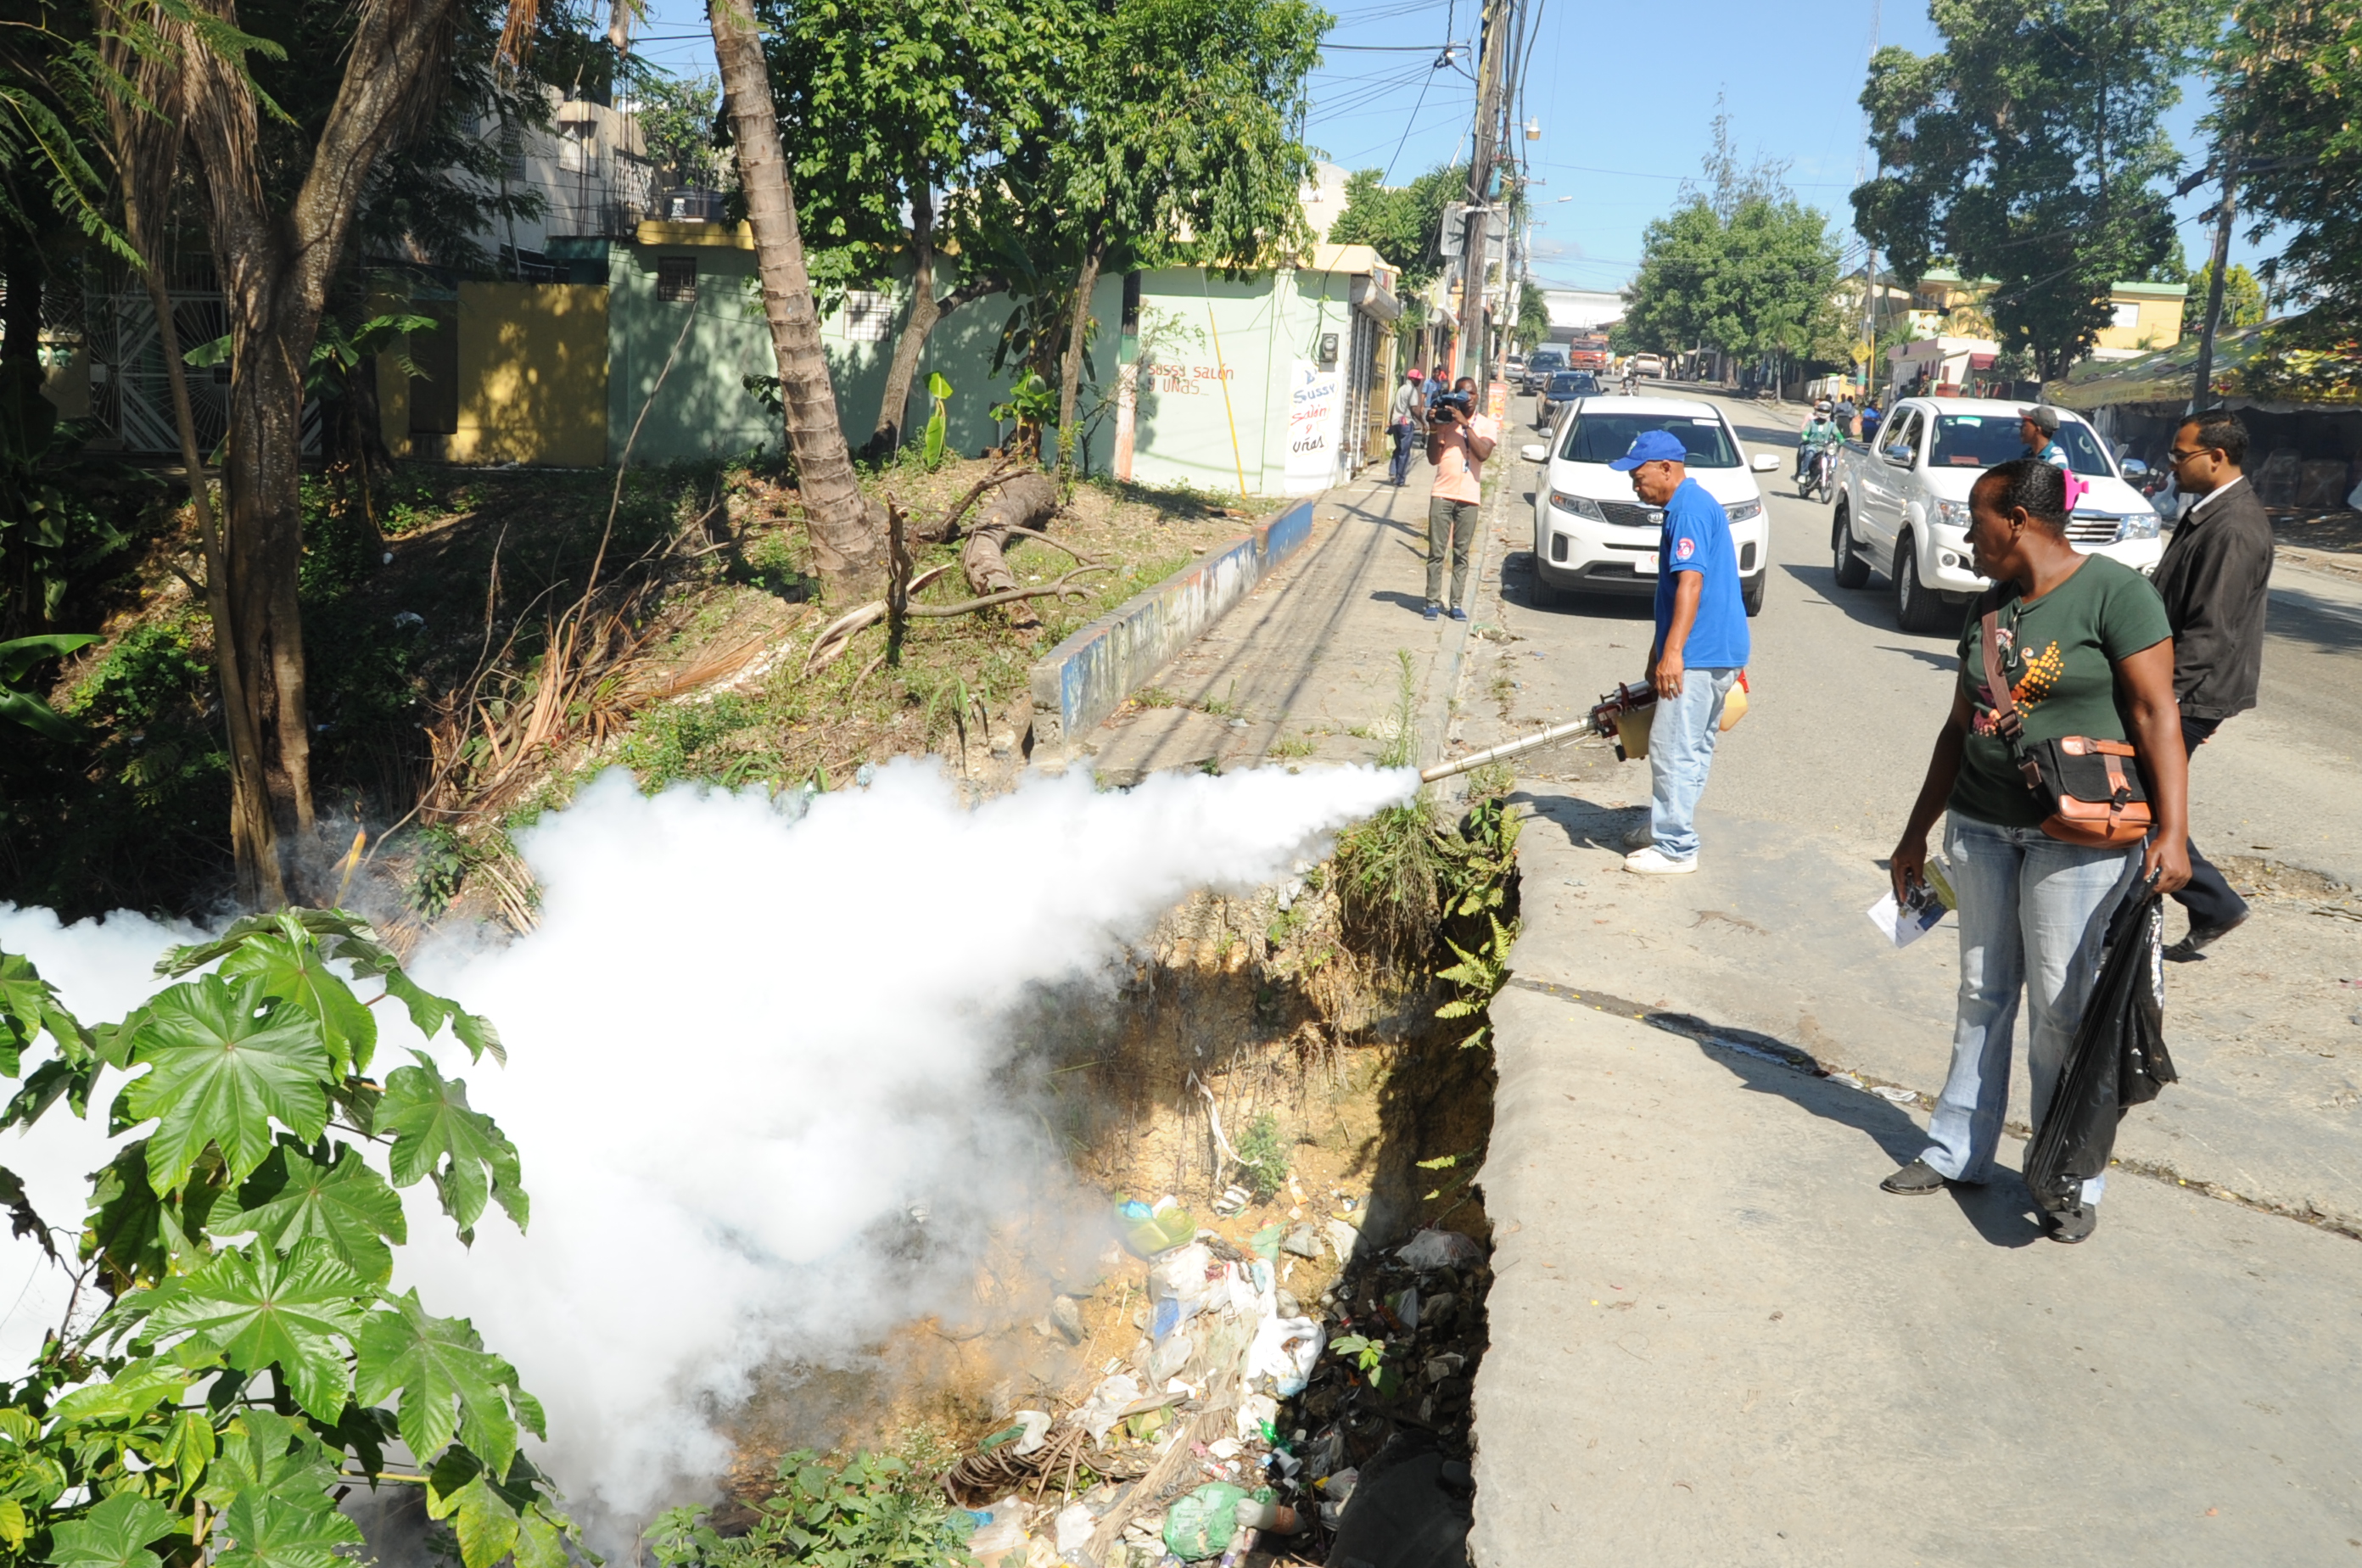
[500,123,525,182]
[656,255,698,304]
[842,289,890,342]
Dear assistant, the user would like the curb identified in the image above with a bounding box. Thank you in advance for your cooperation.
[1028,497,1317,750]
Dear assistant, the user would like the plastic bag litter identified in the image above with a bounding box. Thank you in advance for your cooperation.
[982,1409,1049,1457]
[1162,1482,1249,1560]
[1148,1244,1215,1341]
[1071,1372,1143,1445]
[2024,889,2175,1213]
[1324,1218,1360,1261]
[1396,1229,1483,1269]
[1247,1313,1327,1397]
[966,1516,1030,1568]
[1236,1392,1279,1443]
[1052,1502,1096,1554]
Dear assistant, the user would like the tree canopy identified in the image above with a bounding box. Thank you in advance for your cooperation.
[1325,163,1467,289]
[2209,0,2362,320]
[1618,195,1847,368]
[1850,0,2223,378]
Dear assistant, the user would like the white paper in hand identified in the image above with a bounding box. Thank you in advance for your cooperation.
[1867,885,1947,949]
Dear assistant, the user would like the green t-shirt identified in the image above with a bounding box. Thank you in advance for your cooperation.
[1950,555,2174,828]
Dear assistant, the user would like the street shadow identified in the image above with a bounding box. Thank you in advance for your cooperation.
[1369,589,1439,614]
[1664,1018,2046,1250]
[1878,643,1959,673]
[1775,560,1961,643]
[2265,583,2362,658]
[1508,787,1640,853]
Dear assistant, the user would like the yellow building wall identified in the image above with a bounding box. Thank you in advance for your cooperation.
[2093,292,2185,353]
[447,283,609,467]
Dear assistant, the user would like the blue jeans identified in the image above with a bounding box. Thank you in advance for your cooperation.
[1389,424,1418,484]
[1920,815,2141,1204]
[1646,667,1739,860]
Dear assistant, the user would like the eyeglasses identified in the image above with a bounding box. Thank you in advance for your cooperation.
[2163,447,2207,465]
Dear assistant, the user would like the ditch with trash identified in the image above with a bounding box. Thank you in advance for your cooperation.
[934,878,1501,1568]
[699,813,1513,1568]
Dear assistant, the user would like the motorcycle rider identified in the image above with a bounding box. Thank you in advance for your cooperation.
[1795,401,1842,485]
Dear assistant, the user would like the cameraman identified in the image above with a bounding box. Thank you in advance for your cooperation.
[1423,376,1496,620]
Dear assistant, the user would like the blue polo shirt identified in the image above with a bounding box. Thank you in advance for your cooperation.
[1654,477,1749,669]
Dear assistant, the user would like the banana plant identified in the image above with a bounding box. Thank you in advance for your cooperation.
[921,373,954,471]
[0,910,576,1568]
[0,634,94,739]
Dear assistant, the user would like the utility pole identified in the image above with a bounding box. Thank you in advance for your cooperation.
[1458,0,1511,389]
[2190,149,2240,415]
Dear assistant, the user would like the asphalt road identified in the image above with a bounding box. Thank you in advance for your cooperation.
[1458,383,2362,1231]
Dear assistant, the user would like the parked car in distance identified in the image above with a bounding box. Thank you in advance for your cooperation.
[1522,350,1567,393]
[1505,354,1525,382]
[1519,397,1781,616]
[1830,396,2165,633]
[1627,352,1665,379]
[1535,371,1599,427]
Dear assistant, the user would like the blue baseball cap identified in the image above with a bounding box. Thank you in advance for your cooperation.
[1609,428,1689,470]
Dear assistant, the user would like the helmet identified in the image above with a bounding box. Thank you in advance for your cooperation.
[1814,400,1833,413]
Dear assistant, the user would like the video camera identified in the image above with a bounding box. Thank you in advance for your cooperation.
[1432,389,1475,421]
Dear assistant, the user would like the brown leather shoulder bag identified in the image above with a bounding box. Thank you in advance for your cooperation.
[1978,608,2152,848]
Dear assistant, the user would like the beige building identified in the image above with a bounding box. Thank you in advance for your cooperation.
[1902,269,2187,361]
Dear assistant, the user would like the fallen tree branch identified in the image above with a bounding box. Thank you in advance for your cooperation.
[902,563,1113,617]
[994,524,1099,567]
[802,563,955,674]
[915,455,1030,543]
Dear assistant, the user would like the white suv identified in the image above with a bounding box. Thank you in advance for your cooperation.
[1520,397,1780,615]
[1830,396,2166,633]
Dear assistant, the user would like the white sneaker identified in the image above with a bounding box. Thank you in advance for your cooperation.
[1623,846,1698,875]
[1622,825,1654,849]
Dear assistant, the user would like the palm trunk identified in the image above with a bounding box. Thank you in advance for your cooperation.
[709,0,883,596]
[1055,237,1104,474]
[870,185,938,455]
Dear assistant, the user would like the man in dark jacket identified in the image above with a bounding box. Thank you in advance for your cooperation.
[2151,409,2275,960]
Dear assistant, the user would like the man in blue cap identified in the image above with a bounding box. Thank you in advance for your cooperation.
[1609,428,1750,874]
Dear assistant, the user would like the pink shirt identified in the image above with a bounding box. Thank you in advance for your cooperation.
[1431,414,1497,503]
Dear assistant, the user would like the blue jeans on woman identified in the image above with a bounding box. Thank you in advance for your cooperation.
[1919,815,2141,1205]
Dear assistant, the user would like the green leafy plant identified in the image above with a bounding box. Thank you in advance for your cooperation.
[1234,1112,1289,1200]
[921,373,954,471]
[0,910,578,1568]
[1435,915,1513,1050]
[0,633,94,738]
[1327,1334,1396,1397]
[650,1451,966,1568]
[987,371,1058,462]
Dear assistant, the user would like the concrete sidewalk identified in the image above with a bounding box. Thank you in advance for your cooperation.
[1468,982,2362,1566]
[1066,460,1504,779]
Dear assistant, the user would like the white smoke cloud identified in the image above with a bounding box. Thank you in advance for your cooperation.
[0,759,1413,1531]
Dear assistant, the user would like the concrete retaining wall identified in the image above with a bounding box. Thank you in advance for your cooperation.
[1029,498,1317,748]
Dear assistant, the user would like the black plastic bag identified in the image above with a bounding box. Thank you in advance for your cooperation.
[2023,888,2177,1213]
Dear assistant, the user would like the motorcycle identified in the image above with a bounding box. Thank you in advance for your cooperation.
[1797,445,1835,503]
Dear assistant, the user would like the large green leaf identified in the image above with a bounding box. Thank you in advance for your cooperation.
[218,937,376,1079]
[0,950,92,1075]
[82,1142,234,1295]
[380,1061,526,1239]
[213,1486,363,1568]
[354,1291,523,1475]
[227,1143,406,1285]
[125,974,329,1193]
[42,1490,181,1568]
[44,1360,189,1426]
[383,973,505,1066]
[195,1413,339,1513]
[137,1242,366,1420]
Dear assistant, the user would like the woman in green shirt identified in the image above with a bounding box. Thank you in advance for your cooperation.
[1880,458,2190,1245]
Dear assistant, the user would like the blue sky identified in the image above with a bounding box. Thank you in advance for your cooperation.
[624,0,2279,293]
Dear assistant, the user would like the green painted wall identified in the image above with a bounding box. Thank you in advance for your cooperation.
[1126,267,1360,496]
[604,240,1123,471]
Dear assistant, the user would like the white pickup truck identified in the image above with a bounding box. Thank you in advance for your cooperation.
[1829,396,2164,632]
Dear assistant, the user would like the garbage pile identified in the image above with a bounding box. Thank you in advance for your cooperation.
[943,1194,1489,1567]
